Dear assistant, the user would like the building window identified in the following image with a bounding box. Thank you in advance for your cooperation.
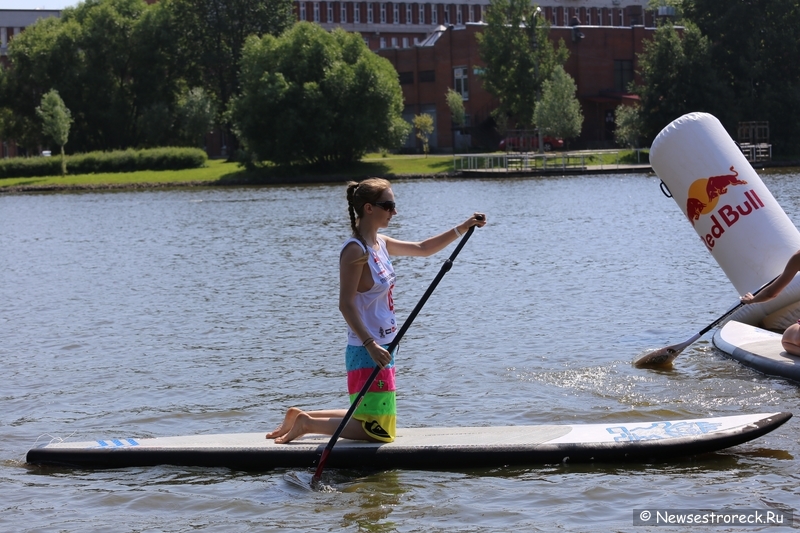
[402,36,409,47]
[406,3,412,24]
[468,5,474,22]
[419,3,425,24]
[618,8,624,26]
[340,2,347,22]
[355,2,361,22]
[391,37,398,47]
[368,3,373,23]
[431,4,437,24]
[380,3,386,23]
[456,5,462,24]
[313,2,320,22]
[614,60,633,92]
[399,71,414,84]
[454,66,468,100]
[328,3,333,21]
[393,3,399,23]
[419,70,435,82]
[443,4,449,24]
[380,36,386,48]
[300,2,307,20]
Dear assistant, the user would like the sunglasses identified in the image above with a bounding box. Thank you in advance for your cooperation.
[371,200,396,211]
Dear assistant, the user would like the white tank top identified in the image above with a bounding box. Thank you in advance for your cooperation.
[341,237,397,346]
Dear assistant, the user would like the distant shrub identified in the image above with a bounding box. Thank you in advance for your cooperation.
[0,147,207,179]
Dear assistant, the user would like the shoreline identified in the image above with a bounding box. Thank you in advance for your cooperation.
[2,160,798,194]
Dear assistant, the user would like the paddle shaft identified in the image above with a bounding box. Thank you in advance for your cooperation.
[634,274,781,367]
[313,224,479,482]
[696,274,780,338]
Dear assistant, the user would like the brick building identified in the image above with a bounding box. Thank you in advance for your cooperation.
[376,21,653,151]
[298,0,666,150]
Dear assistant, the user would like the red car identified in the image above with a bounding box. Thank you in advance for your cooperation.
[499,135,564,152]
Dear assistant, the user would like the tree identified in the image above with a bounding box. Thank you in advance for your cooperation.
[177,87,218,148]
[614,104,644,149]
[3,0,184,152]
[445,88,466,130]
[532,66,582,144]
[35,89,73,175]
[230,22,410,166]
[633,22,733,143]
[684,0,800,153]
[413,114,434,157]
[477,0,568,133]
[445,88,466,153]
[168,0,294,156]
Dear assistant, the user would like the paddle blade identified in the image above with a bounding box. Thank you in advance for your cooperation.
[634,332,702,368]
[284,471,316,491]
[284,470,336,492]
[633,345,683,368]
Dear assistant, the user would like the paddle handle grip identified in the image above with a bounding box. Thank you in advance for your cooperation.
[313,223,480,482]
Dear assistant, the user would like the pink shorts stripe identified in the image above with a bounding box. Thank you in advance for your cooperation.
[347,366,396,394]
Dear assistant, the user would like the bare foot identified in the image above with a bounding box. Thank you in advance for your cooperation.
[274,412,311,444]
[266,407,303,439]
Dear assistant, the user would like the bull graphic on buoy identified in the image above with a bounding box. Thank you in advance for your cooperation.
[685,166,748,225]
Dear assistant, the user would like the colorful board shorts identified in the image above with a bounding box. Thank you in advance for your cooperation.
[345,344,396,443]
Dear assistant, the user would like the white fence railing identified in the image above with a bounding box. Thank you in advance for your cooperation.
[453,151,630,173]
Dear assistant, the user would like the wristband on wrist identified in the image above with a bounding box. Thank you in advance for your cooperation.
[453,226,462,237]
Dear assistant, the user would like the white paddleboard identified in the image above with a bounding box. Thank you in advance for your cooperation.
[27,412,791,470]
[713,320,800,383]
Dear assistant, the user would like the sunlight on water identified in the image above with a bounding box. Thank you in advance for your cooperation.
[2,172,799,531]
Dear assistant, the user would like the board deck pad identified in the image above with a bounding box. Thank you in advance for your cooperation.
[713,320,800,382]
[26,412,791,471]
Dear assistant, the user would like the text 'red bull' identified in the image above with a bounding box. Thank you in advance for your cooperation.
[700,189,764,251]
[682,166,763,251]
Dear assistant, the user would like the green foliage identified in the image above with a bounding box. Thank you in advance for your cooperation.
[477,0,568,129]
[177,87,218,148]
[0,0,292,154]
[36,89,73,175]
[684,0,800,153]
[0,147,207,179]
[614,104,644,148]
[533,66,583,141]
[413,114,434,156]
[230,22,410,166]
[167,0,294,150]
[633,22,733,143]
[445,89,466,127]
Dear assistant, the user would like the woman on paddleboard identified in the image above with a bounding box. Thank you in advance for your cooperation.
[740,249,800,356]
[267,178,486,444]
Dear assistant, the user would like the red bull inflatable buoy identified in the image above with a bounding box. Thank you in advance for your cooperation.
[650,112,800,327]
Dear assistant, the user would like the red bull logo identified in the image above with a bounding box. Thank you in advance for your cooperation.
[684,165,764,251]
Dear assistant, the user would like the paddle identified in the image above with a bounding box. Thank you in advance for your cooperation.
[633,276,778,368]
[310,218,482,487]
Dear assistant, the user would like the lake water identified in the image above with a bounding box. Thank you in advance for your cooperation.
[2,171,799,532]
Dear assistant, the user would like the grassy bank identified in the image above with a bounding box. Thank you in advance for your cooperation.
[0,150,650,193]
[0,154,457,192]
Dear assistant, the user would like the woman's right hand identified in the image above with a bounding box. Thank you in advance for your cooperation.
[366,342,392,368]
[740,292,755,304]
